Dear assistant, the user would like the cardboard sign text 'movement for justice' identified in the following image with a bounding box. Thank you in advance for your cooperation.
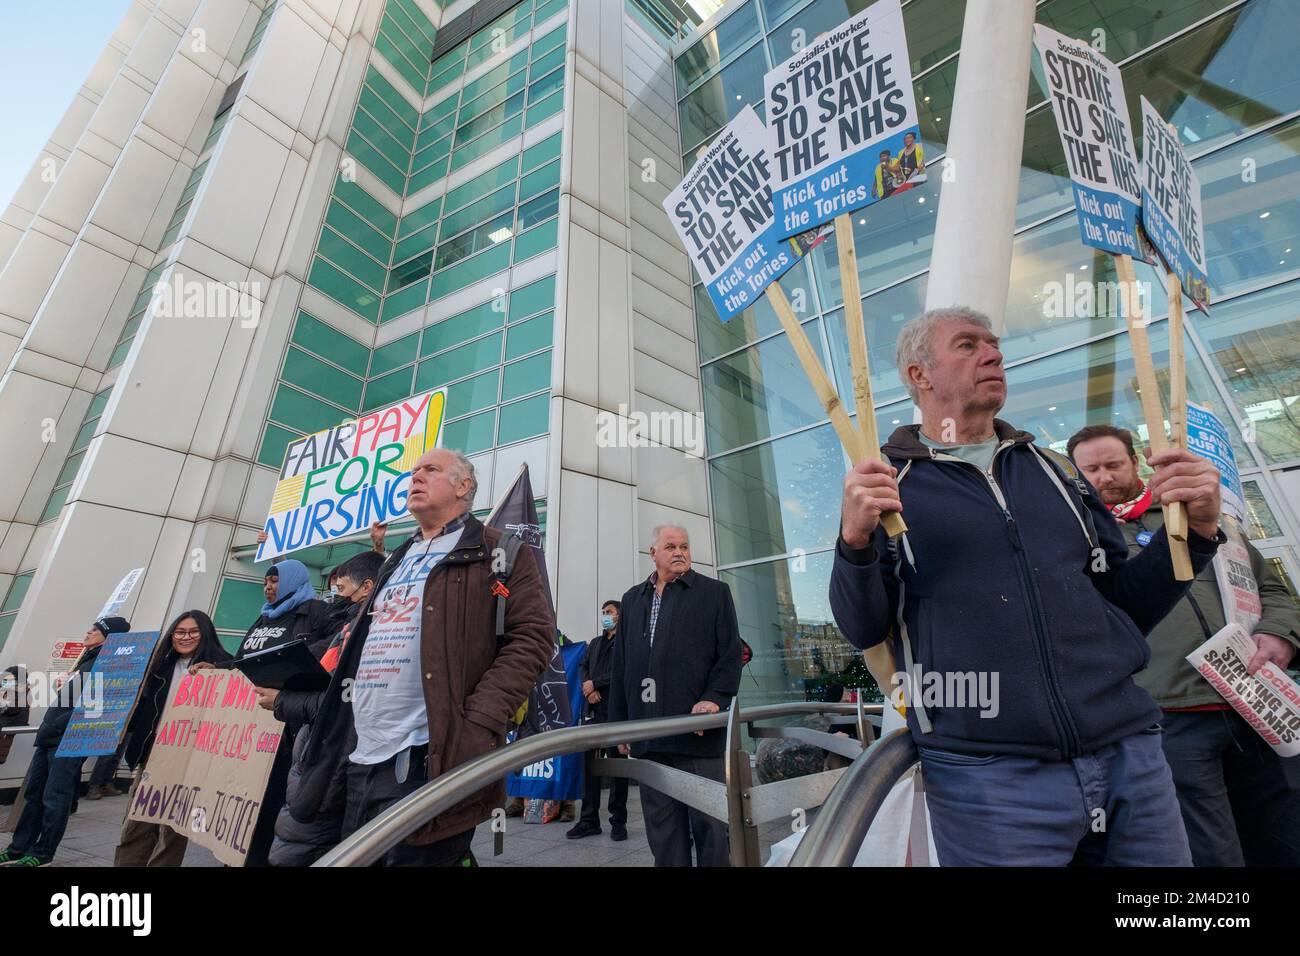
[1034,24,1141,256]
[128,667,284,866]
[664,106,798,321]
[258,388,446,561]
[764,0,925,239]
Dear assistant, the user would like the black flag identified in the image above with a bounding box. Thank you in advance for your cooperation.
[486,463,568,736]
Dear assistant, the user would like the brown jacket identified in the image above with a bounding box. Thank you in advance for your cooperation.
[295,513,555,845]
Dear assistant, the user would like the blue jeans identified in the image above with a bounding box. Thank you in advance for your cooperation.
[6,745,84,864]
[919,727,1192,866]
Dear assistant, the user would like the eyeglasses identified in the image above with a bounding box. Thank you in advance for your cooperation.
[173,628,202,638]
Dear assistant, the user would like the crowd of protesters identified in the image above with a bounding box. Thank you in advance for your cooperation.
[1,306,1296,869]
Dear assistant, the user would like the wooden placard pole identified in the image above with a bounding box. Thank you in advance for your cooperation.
[833,213,907,537]
[1115,254,1193,581]
[765,283,864,463]
[1164,269,1189,543]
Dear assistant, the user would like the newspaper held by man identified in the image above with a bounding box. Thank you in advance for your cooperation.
[1185,622,1300,757]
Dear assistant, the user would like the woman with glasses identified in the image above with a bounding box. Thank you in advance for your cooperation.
[112,610,232,867]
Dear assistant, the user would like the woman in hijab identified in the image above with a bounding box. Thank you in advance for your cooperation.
[235,559,332,660]
[113,610,231,866]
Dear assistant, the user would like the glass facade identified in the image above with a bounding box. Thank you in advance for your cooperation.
[677,0,1300,703]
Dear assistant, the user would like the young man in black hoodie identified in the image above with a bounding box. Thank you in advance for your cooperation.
[1,616,130,867]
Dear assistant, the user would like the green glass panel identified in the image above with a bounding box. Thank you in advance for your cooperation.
[435,214,512,271]
[442,408,497,454]
[508,274,555,322]
[381,280,429,323]
[525,89,563,128]
[0,616,14,652]
[429,242,512,299]
[513,218,557,262]
[41,485,71,523]
[522,131,561,172]
[386,3,434,59]
[358,86,416,148]
[529,44,564,79]
[107,337,134,370]
[54,449,86,488]
[461,50,530,104]
[370,332,420,376]
[213,578,269,633]
[334,179,397,237]
[446,368,500,418]
[281,346,363,408]
[363,367,416,411]
[1,571,34,615]
[518,158,559,200]
[308,257,381,322]
[450,114,524,171]
[398,199,442,239]
[352,107,411,170]
[412,135,451,172]
[317,226,388,292]
[70,417,99,455]
[258,422,301,469]
[535,0,565,20]
[439,184,516,241]
[428,51,467,96]
[291,311,369,369]
[423,301,504,356]
[444,156,518,214]
[505,310,553,359]
[87,387,113,420]
[497,392,549,445]
[269,383,352,434]
[346,130,407,195]
[527,67,563,104]
[374,29,426,91]
[456,91,525,146]
[393,225,437,265]
[518,188,557,229]
[502,350,550,400]
[409,156,448,192]
[531,23,566,59]
[675,0,758,98]
[388,251,432,292]
[393,0,436,44]
[325,199,393,261]
[418,331,502,384]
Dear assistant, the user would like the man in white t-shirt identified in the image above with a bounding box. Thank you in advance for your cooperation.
[295,448,555,866]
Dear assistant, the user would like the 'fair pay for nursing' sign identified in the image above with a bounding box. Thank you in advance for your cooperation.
[764,0,925,239]
[1139,96,1210,312]
[1034,24,1141,257]
[664,106,798,321]
[257,388,446,561]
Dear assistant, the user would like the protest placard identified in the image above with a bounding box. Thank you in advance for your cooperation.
[127,667,284,866]
[1214,519,1262,634]
[1033,24,1142,257]
[1185,400,1247,524]
[664,105,799,322]
[763,0,925,238]
[1186,623,1300,757]
[257,388,447,561]
[1139,96,1210,313]
[56,630,162,758]
[97,568,144,619]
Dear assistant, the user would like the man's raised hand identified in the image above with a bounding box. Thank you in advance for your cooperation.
[1145,447,1222,539]
[840,459,902,549]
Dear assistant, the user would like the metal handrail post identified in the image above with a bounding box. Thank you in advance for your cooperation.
[724,698,760,866]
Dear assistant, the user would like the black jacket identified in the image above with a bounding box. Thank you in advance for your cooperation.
[34,645,103,748]
[830,421,1222,760]
[580,631,617,722]
[124,636,233,769]
[236,599,333,660]
[608,569,742,758]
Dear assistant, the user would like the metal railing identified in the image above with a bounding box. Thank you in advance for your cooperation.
[787,729,921,867]
[316,699,883,867]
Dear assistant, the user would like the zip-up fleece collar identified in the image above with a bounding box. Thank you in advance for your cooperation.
[882,418,1038,460]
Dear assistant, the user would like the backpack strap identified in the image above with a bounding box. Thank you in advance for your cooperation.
[491,533,526,639]
[1032,446,1101,555]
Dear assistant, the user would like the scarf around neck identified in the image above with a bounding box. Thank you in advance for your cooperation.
[1109,481,1154,522]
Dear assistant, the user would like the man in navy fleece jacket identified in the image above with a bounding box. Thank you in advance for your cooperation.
[831,306,1225,866]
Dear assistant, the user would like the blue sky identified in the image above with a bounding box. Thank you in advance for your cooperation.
[0,1,135,208]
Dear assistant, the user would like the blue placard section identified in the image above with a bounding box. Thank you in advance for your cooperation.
[1185,402,1246,523]
[1072,184,1141,257]
[772,125,925,239]
[56,630,162,758]
[507,640,587,800]
[705,221,798,322]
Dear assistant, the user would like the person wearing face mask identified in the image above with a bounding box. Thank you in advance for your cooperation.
[0,666,31,765]
[112,610,232,867]
[567,600,628,842]
[260,550,386,866]
[1,616,130,867]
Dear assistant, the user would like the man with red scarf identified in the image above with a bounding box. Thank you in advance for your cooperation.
[1069,424,1299,866]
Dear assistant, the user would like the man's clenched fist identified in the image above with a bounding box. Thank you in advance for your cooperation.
[840,459,902,549]
[1145,447,1222,539]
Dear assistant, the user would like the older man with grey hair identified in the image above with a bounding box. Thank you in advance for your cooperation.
[829,306,1228,866]
[609,523,742,866]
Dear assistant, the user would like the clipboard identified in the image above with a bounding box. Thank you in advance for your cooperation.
[229,639,329,691]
